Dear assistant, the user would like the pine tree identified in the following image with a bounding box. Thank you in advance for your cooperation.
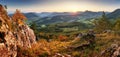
[94,12,111,33]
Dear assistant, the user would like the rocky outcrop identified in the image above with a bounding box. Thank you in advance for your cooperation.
[0,4,36,57]
[16,25,36,48]
[100,44,120,57]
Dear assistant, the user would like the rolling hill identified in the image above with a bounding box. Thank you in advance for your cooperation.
[9,11,110,25]
[35,11,104,25]
[107,9,120,19]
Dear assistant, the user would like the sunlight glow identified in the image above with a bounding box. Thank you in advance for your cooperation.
[67,4,80,12]
[7,1,118,12]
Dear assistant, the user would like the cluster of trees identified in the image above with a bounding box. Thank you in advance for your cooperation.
[94,12,120,33]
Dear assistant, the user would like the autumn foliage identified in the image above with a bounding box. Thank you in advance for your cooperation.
[12,9,27,25]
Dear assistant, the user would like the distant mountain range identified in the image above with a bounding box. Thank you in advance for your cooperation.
[22,11,106,25]
[34,11,109,25]
[107,9,120,19]
[24,12,39,19]
[9,9,120,25]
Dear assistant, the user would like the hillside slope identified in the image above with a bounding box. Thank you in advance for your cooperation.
[107,9,120,19]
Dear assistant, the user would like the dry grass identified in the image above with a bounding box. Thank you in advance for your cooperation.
[17,32,120,57]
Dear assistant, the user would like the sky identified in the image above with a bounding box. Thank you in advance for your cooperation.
[0,0,120,13]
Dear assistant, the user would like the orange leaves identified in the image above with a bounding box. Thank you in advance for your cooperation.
[12,9,27,21]
[58,35,68,41]
[12,9,27,25]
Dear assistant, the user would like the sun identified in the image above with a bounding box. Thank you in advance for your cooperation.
[67,4,80,12]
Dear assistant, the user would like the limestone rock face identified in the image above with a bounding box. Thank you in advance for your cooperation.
[16,25,36,48]
[0,4,36,57]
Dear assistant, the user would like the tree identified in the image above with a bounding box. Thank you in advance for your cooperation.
[30,22,37,31]
[30,21,39,40]
[94,12,111,33]
[114,18,120,31]
[12,9,27,26]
